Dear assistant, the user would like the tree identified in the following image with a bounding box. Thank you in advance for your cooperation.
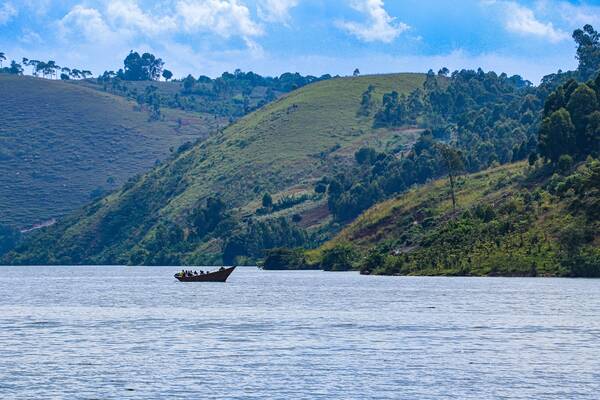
[567,84,597,133]
[162,69,173,81]
[538,108,576,163]
[262,193,273,209]
[355,147,378,165]
[81,70,92,79]
[438,67,450,76]
[528,152,538,166]
[70,69,81,79]
[123,51,164,81]
[353,68,360,77]
[8,61,23,75]
[437,144,465,213]
[28,60,40,76]
[182,74,195,93]
[573,24,600,80]
[0,224,20,256]
[0,52,5,68]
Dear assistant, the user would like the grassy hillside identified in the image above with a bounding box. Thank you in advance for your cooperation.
[5,73,426,265]
[315,159,599,277]
[0,74,227,228]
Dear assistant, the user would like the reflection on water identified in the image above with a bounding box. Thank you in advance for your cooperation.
[0,266,599,399]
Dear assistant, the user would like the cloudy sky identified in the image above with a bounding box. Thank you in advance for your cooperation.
[1,0,599,82]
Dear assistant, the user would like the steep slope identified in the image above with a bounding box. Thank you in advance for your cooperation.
[317,160,600,277]
[0,75,226,228]
[6,73,425,265]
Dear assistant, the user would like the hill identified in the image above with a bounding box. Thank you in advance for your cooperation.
[5,73,426,265]
[0,74,228,228]
[314,159,599,277]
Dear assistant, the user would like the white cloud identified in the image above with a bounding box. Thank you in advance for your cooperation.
[257,0,299,23]
[58,5,115,43]
[20,28,43,45]
[554,1,600,28]
[176,0,263,38]
[337,0,409,43]
[106,1,177,35]
[0,1,18,25]
[487,1,569,43]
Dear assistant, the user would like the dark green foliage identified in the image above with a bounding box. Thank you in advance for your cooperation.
[162,69,173,81]
[314,183,327,194]
[122,51,164,81]
[223,218,310,265]
[262,248,312,270]
[558,154,574,173]
[0,225,20,256]
[573,24,600,80]
[326,131,466,221]
[354,147,378,165]
[333,68,541,222]
[538,80,600,162]
[320,244,356,271]
[538,108,576,162]
[357,85,375,116]
[189,197,230,240]
[262,193,273,208]
[0,60,23,75]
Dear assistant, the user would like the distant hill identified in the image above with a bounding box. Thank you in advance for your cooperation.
[314,160,599,277]
[6,73,426,265]
[0,74,229,228]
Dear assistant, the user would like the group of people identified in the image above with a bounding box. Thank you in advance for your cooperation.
[179,269,207,277]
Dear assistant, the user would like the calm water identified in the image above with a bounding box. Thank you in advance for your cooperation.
[0,267,599,399]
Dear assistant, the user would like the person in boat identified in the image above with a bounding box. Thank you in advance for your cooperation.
[219,267,225,271]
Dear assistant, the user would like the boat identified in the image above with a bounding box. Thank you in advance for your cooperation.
[174,266,236,282]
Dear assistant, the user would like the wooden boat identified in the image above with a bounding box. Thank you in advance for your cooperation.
[174,266,236,282]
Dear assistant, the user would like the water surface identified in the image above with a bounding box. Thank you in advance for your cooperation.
[0,266,598,399]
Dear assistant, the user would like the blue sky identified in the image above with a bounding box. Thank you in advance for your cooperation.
[1,0,600,82]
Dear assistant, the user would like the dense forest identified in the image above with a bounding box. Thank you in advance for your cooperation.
[323,68,542,223]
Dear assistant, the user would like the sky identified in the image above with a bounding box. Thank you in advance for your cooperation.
[1,0,600,82]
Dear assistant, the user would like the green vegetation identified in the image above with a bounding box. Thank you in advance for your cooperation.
[0,74,220,228]
[4,73,425,265]
[317,159,599,277]
[539,78,600,162]
[261,248,312,270]
[0,50,324,229]
[319,68,542,223]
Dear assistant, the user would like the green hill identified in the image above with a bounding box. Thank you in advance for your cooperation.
[0,74,228,228]
[5,73,426,265]
[315,159,599,277]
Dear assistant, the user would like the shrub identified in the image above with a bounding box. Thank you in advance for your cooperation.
[320,244,356,271]
[262,248,310,270]
[558,154,574,173]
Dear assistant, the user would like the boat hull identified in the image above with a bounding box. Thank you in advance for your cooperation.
[174,267,236,282]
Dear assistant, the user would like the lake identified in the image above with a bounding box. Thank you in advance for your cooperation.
[0,266,598,399]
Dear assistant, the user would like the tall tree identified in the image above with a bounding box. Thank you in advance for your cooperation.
[538,108,576,163]
[123,51,164,81]
[162,69,173,81]
[0,52,6,68]
[573,24,600,80]
[436,144,464,214]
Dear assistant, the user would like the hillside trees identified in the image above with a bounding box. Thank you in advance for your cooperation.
[573,24,600,80]
[123,51,164,81]
[538,79,600,162]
